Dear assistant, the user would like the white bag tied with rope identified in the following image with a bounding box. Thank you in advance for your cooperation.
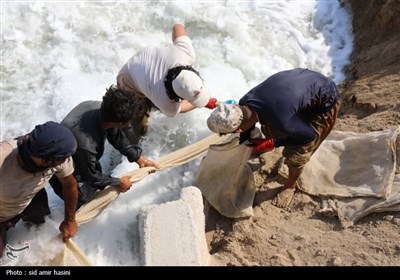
[196,136,256,218]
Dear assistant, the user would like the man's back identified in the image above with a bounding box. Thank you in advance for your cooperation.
[60,100,142,189]
[60,101,112,187]
[118,36,195,117]
[240,68,338,126]
[62,101,103,159]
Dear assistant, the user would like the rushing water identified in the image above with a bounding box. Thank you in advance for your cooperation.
[0,0,353,266]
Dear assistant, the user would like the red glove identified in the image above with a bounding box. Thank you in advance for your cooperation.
[246,138,275,153]
[205,98,218,109]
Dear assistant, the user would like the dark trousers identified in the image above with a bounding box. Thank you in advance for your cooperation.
[0,188,50,257]
[49,176,97,210]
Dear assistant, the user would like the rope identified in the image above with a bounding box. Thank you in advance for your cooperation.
[52,133,229,265]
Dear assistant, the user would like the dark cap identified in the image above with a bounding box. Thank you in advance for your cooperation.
[27,121,77,160]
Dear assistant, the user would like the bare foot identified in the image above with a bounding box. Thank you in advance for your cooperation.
[272,188,296,209]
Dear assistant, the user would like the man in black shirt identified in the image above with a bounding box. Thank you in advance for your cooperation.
[207,68,339,209]
[50,86,159,209]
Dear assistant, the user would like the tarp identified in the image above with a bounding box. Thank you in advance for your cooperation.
[279,126,400,226]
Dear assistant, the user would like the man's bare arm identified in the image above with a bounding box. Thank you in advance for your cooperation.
[172,23,187,42]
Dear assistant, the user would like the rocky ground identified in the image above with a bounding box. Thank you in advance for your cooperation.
[206,0,400,266]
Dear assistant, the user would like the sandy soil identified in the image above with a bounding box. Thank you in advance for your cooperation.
[205,0,400,266]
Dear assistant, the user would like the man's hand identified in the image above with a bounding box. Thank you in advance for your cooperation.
[119,176,133,193]
[59,219,78,242]
[172,23,187,42]
[136,156,160,171]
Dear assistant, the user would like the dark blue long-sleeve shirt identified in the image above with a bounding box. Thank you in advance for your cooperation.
[239,68,339,146]
[61,101,142,189]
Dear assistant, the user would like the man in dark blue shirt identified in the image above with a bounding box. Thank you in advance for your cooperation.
[50,85,159,209]
[207,68,339,209]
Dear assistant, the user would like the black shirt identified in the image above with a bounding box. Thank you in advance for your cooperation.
[62,101,142,189]
[239,68,338,146]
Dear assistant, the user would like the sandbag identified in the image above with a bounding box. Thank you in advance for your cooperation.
[196,137,255,218]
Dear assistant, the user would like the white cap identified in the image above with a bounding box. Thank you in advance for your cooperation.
[172,70,211,108]
[207,103,243,134]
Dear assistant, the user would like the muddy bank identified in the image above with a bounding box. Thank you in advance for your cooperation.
[207,1,400,266]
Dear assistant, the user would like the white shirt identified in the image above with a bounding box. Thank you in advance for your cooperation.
[118,36,196,117]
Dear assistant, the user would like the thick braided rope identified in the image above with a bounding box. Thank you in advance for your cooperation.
[74,133,229,225]
[62,239,93,266]
[47,236,93,266]
[52,133,229,266]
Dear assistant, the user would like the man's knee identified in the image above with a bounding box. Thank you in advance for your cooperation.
[283,147,311,170]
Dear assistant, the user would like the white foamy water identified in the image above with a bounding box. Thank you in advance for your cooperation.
[0,1,353,266]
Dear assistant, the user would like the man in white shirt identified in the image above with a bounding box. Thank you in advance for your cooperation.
[116,23,219,144]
